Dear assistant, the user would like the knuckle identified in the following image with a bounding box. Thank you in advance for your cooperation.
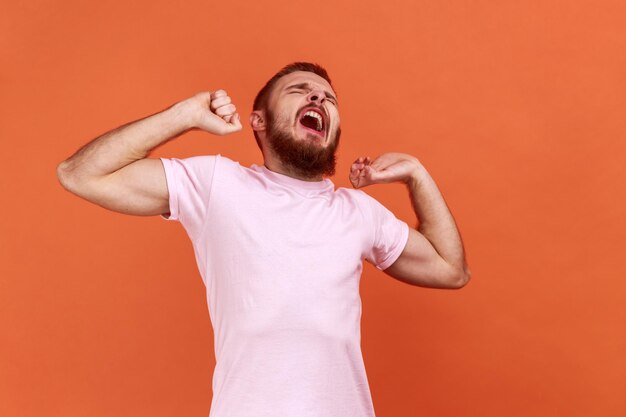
[218,106,234,116]
[222,104,235,114]
[211,90,226,100]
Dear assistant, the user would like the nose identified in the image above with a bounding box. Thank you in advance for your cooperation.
[307,89,325,104]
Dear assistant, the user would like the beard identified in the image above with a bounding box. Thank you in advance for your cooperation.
[265,107,341,180]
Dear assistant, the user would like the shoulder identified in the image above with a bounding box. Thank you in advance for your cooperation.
[331,186,378,217]
[335,186,376,205]
[203,153,245,177]
[160,154,245,183]
[335,186,399,219]
[162,154,220,171]
[214,154,252,172]
[211,155,264,186]
[214,153,235,166]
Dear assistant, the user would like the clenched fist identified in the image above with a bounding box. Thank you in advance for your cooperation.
[183,90,242,136]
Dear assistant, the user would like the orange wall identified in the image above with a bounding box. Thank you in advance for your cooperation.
[2,1,625,416]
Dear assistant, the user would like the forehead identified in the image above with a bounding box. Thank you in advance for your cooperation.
[272,71,336,96]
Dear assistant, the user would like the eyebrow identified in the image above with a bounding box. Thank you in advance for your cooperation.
[285,83,338,103]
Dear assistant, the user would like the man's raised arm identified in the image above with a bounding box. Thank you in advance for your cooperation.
[56,90,241,216]
[350,152,471,289]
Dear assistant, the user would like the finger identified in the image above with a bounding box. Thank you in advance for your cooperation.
[211,89,227,100]
[233,112,242,127]
[215,104,236,117]
[349,173,360,188]
[210,95,232,110]
[364,165,376,176]
[226,113,242,132]
[369,155,384,167]
[350,173,369,189]
[351,162,364,172]
[364,165,391,183]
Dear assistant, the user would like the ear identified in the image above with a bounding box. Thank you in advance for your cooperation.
[250,110,266,132]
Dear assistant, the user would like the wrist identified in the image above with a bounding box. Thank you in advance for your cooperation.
[406,164,430,188]
[170,99,199,131]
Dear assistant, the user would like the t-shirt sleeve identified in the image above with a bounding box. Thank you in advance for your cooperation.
[159,155,218,239]
[364,195,411,271]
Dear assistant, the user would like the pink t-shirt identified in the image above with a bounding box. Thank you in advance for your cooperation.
[160,154,409,417]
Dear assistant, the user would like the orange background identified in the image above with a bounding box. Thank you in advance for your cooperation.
[2,1,625,416]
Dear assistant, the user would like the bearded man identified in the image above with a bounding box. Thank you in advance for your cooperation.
[57,62,470,417]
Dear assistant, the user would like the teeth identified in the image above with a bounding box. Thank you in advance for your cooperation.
[304,110,323,131]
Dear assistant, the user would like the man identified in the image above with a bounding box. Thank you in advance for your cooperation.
[57,62,470,417]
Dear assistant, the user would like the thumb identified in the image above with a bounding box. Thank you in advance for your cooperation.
[224,112,242,133]
[364,165,397,184]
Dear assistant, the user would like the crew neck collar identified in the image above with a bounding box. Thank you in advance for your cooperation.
[251,164,335,194]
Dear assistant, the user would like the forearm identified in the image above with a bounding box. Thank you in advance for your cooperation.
[407,166,468,274]
[58,100,192,180]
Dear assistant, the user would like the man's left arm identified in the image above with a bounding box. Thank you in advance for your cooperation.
[350,152,471,289]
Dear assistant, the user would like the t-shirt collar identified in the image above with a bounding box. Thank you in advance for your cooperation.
[251,164,335,195]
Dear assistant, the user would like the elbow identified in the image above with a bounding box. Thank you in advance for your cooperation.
[57,161,77,192]
[448,267,471,289]
[56,162,70,189]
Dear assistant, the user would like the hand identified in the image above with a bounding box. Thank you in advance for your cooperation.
[349,152,424,189]
[184,90,242,135]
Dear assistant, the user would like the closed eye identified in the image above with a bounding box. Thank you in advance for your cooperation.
[285,84,338,104]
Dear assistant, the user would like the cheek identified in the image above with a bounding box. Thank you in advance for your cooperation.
[279,106,297,124]
[271,110,290,126]
[283,113,297,127]
[331,115,340,131]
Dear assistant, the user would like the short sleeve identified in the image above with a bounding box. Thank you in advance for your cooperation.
[159,155,218,239]
[364,195,410,271]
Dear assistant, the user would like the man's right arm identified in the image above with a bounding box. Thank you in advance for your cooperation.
[56,90,241,216]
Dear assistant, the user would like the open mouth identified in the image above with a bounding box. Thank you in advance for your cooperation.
[298,108,326,137]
